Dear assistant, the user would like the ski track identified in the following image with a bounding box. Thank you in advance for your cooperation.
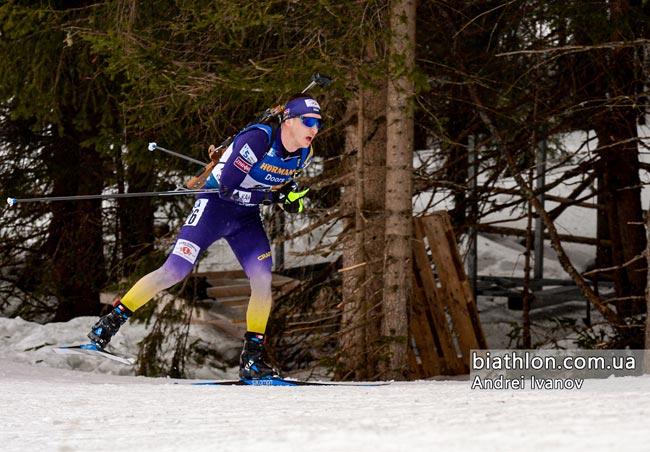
[2,361,650,452]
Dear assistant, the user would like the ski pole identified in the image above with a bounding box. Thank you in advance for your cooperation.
[6,188,221,206]
[148,142,206,166]
[301,73,332,93]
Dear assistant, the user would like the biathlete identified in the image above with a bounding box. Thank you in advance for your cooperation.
[86,94,323,379]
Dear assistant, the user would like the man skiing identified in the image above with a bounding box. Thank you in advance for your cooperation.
[86,93,323,379]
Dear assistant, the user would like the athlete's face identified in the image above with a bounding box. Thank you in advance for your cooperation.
[283,113,322,151]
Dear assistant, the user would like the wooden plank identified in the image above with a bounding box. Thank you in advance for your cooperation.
[206,278,249,287]
[270,274,299,286]
[196,270,247,280]
[419,213,487,367]
[200,272,300,293]
[271,278,301,293]
[411,218,466,375]
[206,284,251,298]
[214,295,248,309]
[206,282,300,300]
[437,214,488,350]
[421,214,479,363]
[410,284,443,376]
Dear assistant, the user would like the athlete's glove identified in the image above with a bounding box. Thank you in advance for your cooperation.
[276,182,310,213]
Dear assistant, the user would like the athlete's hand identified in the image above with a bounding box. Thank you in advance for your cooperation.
[276,182,310,213]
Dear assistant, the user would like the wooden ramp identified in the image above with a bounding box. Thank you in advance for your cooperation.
[410,212,488,377]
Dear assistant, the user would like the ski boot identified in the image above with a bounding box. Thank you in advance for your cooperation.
[87,299,132,350]
[239,332,280,379]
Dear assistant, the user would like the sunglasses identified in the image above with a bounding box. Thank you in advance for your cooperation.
[289,115,324,130]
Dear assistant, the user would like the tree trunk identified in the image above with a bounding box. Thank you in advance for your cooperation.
[381,0,415,380]
[594,115,646,316]
[590,3,647,315]
[339,100,367,379]
[42,133,106,321]
[118,148,156,274]
[339,81,387,380]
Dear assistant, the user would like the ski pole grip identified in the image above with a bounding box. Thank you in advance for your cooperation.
[301,74,332,93]
[312,73,331,88]
[148,142,157,151]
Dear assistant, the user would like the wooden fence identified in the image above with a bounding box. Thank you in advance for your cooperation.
[410,212,488,377]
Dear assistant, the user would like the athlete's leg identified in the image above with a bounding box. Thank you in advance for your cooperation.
[228,214,279,378]
[88,196,223,347]
[226,215,273,334]
[121,197,220,312]
[119,252,195,312]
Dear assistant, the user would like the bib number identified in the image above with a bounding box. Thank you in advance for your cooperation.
[184,199,208,226]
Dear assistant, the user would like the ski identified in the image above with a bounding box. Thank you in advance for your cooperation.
[192,377,391,387]
[52,344,135,365]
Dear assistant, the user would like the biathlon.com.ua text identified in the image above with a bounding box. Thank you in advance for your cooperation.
[469,349,644,390]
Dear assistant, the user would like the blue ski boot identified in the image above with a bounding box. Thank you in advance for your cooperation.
[239,332,280,379]
[87,300,132,349]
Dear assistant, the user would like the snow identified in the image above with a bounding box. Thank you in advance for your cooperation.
[1,315,650,451]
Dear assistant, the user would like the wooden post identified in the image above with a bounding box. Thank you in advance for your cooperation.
[534,138,546,281]
[467,135,478,299]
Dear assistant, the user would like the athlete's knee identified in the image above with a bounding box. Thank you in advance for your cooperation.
[158,258,193,286]
[249,268,272,289]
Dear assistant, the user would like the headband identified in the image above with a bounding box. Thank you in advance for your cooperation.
[283,97,322,118]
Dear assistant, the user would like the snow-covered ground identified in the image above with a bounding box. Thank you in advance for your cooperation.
[2,310,650,451]
[0,233,634,451]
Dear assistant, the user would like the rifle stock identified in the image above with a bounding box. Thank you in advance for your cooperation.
[184,144,227,189]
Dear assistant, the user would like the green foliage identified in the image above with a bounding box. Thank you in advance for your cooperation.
[73,0,376,146]
[574,319,646,350]
[135,297,192,378]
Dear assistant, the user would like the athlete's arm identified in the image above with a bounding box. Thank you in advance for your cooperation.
[218,129,274,205]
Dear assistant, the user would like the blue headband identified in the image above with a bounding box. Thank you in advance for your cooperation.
[283,97,322,117]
